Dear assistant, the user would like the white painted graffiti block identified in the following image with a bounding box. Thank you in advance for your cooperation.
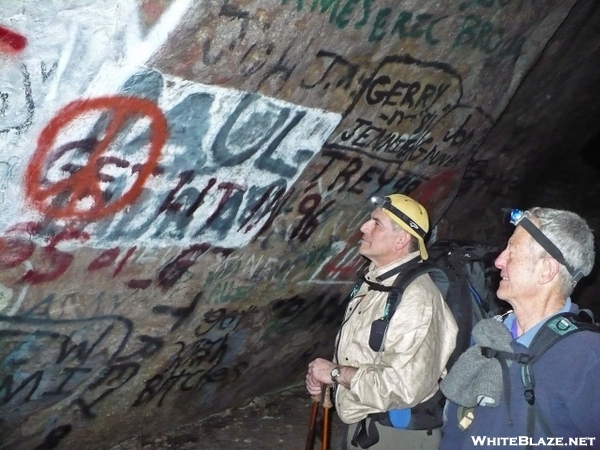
[9,69,341,249]
[1,1,342,249]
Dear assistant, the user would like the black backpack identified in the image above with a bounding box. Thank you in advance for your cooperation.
[368,240,504,367]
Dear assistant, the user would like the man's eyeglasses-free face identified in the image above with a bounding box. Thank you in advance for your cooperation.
[508,209,582,281]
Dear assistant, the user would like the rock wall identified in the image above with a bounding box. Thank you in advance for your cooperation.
[442,0,600,241]
[441,0,600,312]
[1,0,598,449]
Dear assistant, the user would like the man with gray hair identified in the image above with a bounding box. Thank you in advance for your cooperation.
[440,207,600,449]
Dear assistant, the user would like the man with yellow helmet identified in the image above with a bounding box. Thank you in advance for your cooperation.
[307,194,458,450]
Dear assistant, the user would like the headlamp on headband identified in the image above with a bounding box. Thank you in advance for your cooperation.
[509,209,525,225]
[509,208,583,281]
[370,196,427,239]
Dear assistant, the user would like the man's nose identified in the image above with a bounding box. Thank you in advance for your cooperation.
[360,220,372,233]
[495,248,508,269]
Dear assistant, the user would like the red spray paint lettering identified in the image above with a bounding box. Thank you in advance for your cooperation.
[0,26,27,54]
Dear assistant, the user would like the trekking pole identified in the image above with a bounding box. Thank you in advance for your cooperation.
[304,393,321,450]
[321,385,333,450]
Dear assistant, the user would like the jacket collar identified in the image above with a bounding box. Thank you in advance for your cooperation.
[364,251,421,286]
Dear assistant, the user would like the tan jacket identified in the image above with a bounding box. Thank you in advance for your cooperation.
[334,251,459,424]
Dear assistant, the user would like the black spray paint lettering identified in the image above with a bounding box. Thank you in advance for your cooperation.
[0,313,165,418]
[0,63,34,135]
[75,362,140,419]
[131,334,247,408]
[365,76,450,110]
[270,292,347,329]
[194,307,252,337]
[289,194,336,242]
[157,243,234,289]
[152,291,202,331]
[442,113,474,147]
[300,49,361,93]
[202,2,251,65]
[309,150,424,196]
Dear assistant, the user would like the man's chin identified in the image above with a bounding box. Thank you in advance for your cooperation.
[496,287,508,301]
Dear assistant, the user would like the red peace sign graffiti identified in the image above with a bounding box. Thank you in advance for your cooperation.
[25,96,167,221]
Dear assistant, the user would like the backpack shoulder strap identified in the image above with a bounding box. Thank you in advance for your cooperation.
[367,259,440,352]
[527,310,600,365]
[386,260,447,319]
[488,311,600,367]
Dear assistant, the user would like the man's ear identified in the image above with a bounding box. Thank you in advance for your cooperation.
[394,230,411,251]
[539,257,561,285]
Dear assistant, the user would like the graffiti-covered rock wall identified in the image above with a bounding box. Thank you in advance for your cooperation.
[1,0,598,448]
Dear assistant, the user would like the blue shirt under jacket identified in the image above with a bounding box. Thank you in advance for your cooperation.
[440,300,600,449]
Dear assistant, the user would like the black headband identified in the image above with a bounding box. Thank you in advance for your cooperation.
[518,217,583,281]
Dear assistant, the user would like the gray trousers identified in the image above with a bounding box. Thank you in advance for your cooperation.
[344,420,441,450]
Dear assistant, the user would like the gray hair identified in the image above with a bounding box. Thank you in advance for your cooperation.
[525,207,595,296]
[390,220,419,253]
